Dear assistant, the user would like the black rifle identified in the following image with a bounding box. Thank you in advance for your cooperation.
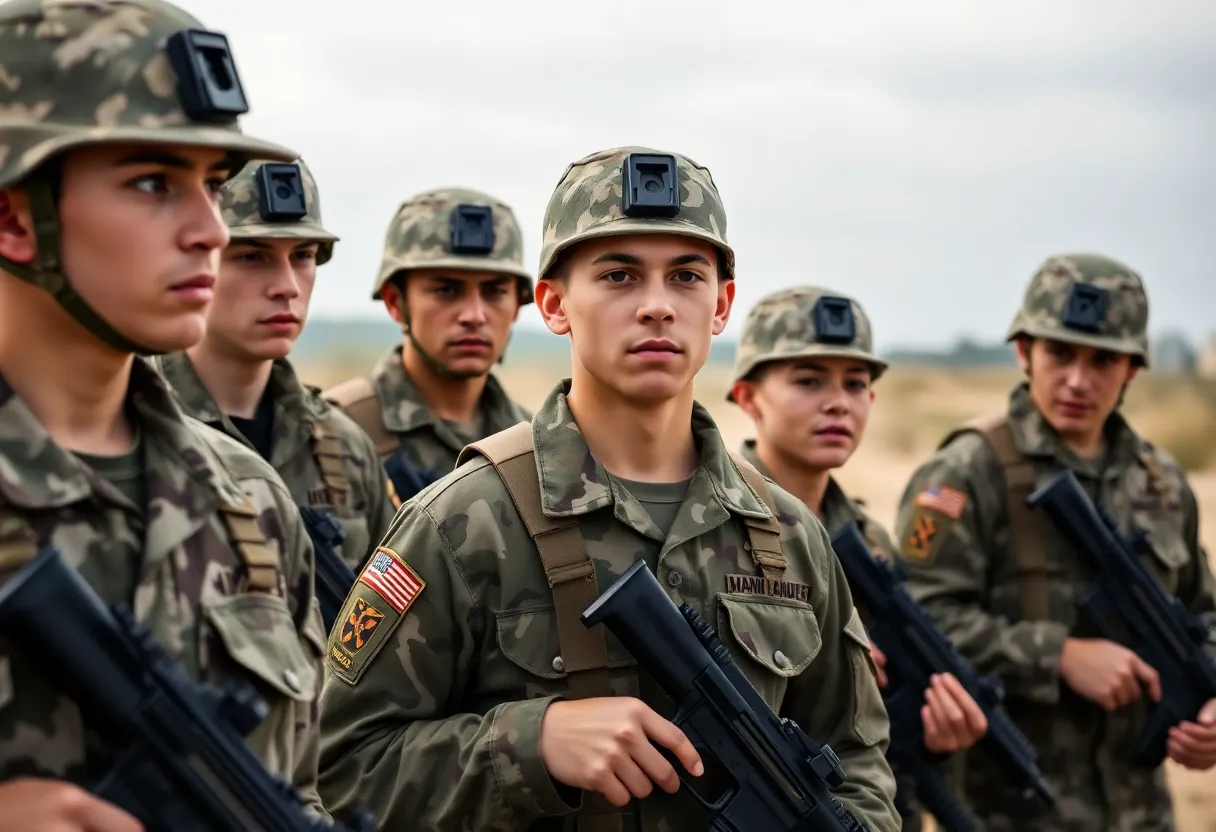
[384,451,441,505]
[830,523,1056,830]
[0,544,373,832]
[298,505,355,630]
[1027,468,1216,767]
[581,559,871,831]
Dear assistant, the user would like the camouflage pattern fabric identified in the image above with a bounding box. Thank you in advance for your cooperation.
[740,440,926,832]
[328,344,532,479]
[728,286,888,397]
[894,382,1216,831]
[373,186,533,304]
[537,145,734,280]
[0,359,328,816]
[220,157,339,264]
[155,354,396,572]
[316,380,901,832]
[1005,254,1151,366]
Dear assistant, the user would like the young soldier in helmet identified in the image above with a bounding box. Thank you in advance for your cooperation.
[156,158,395,572]
[894,254,1216,831]
[0,0,329,827]
[323,188,533,503]
[318,147,900,831]
[728,285,990,831]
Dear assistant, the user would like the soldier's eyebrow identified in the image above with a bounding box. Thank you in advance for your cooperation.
[113,151,230,172]
[590,253,712,267]
[231,239,273,250]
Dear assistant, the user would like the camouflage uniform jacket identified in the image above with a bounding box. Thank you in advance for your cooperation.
[317,381,900,832]
[0,359,327,815]
[156,353,396,572]
[895,382,1216,832]
[739,440,925,832]
[326,344,532,480]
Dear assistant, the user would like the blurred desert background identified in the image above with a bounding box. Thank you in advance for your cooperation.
[296,321,1216,830]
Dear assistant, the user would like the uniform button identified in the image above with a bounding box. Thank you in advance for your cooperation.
[282,669,302,693]
[667,570,683,588]
[552,656,566,673]
[773,651,790,669]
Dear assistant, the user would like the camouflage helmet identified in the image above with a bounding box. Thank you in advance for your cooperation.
[0,0,295,191]
[538,145,734,281]
[220,158,339,265]
[372,187,532,305]
[1006,253,1150,367]
[728,286,887,402]
[0,0,296,355]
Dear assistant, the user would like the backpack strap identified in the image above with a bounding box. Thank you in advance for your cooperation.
[310,417,352,509]
[944,413,1050,621]
[322,377,398,457]
[218,495,280,594]
[458,424,620,832]
[728,452,788,581]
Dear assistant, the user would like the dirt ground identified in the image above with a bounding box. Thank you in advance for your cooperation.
[301,357,1216,829]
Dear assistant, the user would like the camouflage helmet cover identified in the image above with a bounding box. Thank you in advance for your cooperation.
[1006,253,1150,367]
[538,145,734,281]
[0,0,296,191]
[220,157,338,265]
[728,286,888,402]
[372,187,532,305]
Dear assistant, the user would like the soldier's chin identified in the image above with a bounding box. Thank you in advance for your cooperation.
[804,445,852,472]
[440,355,492,379]
[123,317,209,354]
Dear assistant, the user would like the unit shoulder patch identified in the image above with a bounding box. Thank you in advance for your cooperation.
[914,484,968,520]
[900,508,949,565]
[327,546,424,685]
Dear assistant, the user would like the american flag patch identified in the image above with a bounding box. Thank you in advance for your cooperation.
[915,484,967,520]
[358,548,425,614]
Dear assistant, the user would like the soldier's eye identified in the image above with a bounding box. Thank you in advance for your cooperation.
[603,270,631,283]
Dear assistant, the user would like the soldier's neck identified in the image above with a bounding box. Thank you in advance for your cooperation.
[755,441,831,516]
[0,296,135,455]
[565,370,698,483]
[185,342,273,420]
[400,342,486,424]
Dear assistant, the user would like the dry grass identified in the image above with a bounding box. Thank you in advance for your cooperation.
[300,356,1216,830]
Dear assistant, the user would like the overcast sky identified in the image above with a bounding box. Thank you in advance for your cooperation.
[208,0,1214,350]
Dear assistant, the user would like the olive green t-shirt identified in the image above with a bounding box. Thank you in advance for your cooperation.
[617,476,692,543]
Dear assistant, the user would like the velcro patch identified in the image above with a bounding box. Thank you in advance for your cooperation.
[725,574,812,604]
[360,547,425,614]
[327,547,423,685]
[914,484,968,520]
[900,509,944,565]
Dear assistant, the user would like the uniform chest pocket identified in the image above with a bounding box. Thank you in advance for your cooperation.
[1134,511,1192,596]
[715,594,822,708]
[495,605,637,700]
[204,594,318,703]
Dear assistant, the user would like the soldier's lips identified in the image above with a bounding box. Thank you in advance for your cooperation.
[260,313,300,333]
[813,426,853,439]
[449,338,492,353]
[628,340,681,361]
[169,274,215,305]
[1056,400,1092,417]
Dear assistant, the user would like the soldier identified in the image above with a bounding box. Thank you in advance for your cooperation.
[894,254,1216,831]
[727,285,990,830]
[0,0,329,827]
[156,157,395,572]
[317,146,900,831]
[322,187,533,503]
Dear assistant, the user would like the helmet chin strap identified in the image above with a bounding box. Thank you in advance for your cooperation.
[1,175,164,356]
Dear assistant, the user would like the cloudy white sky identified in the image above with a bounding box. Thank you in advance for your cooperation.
[209,0,1214,350]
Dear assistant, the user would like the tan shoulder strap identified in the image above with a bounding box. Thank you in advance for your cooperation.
[322,377,398,457]
[218,495,280,593]
[310,418,352,509]
[462,424,620,832]
[728,452,787,581]
[954,414,1050,621]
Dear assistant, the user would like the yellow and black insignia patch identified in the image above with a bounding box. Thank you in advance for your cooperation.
[327,565,412,686]
[340,597,385,654]
[900,509,943,564]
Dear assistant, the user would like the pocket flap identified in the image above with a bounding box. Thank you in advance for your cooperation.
[495,604,636,679]
[206,594,316,701]
[717,594,822,678]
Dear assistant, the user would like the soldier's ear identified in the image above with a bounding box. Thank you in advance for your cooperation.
[535,278,570,336]
[731,380,761,420]
[380,281,404,326]
[712,276,735,335]
[0,189,36,265]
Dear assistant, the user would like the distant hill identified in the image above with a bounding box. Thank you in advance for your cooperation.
[296,319,1200,372]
